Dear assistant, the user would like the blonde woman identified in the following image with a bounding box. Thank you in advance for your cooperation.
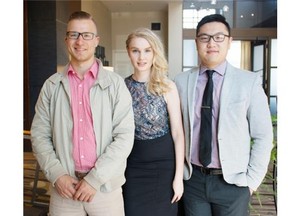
[122,28,185,216]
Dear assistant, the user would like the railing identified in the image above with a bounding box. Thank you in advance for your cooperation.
[23,131,50,208]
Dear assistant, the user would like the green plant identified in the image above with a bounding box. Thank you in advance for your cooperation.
[271,115,277,161]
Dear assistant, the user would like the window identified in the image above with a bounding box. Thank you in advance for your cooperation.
[182,40,241,69]
[183,9,216,29]
[270,39,277,115]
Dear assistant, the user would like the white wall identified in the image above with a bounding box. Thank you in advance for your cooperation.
[168,2,183,79]
[82,1,113,64]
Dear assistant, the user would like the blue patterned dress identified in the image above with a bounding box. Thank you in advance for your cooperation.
[123,75,178,216]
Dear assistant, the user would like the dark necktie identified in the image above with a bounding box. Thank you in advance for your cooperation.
[199,70,214,167]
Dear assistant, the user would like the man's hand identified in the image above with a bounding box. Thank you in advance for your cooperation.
[73,179,96,202]
[55,174,79,199]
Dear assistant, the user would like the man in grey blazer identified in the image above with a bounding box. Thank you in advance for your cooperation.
[174,14,273,216]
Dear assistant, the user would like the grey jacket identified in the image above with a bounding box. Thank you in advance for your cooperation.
[174,63,273,191]
[31,59,135,193]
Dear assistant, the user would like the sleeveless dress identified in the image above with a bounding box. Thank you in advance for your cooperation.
[123,75,178,216]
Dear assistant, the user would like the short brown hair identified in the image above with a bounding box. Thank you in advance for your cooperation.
[68,11,97,30]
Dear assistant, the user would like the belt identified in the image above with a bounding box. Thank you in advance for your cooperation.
[75,171,89,180]
[192,164,222,175]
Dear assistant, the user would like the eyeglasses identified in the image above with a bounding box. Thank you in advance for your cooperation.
[197,33,230,43]
[66,31,97,40]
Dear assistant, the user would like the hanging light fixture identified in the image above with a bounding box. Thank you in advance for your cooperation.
[223,5,229,12]
[211,0,217,5]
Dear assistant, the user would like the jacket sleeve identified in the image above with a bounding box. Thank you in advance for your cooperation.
[30,78,68,185]
[84,75,135,191]
[246,73,274,190]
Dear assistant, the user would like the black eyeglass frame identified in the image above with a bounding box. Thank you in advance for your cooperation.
[66,31,98,40]
[196,33,230,43]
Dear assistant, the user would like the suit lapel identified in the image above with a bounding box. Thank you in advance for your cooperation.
[186,68,199,158]
[219,63,235,123]
[187,67,199,126]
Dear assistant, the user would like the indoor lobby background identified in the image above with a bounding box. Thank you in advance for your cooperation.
[23,0,279,215]
[24,0,277,131]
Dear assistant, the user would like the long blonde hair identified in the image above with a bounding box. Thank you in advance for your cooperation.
[126,28,170,95]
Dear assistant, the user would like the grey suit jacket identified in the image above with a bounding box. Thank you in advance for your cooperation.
[174,63,273,190]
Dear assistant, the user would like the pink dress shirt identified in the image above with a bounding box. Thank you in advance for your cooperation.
[68,62,99,172]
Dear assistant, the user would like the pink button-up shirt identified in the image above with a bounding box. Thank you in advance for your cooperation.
[191,61,226,168]
[68,62,99,172]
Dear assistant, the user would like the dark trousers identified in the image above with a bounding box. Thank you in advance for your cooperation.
[183,167,250,216]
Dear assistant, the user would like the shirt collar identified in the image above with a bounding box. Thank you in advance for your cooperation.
[199,61,227,76]
[67,60,99,79]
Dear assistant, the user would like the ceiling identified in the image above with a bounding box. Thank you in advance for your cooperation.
[98,0,277,28]
[99,0,182,12]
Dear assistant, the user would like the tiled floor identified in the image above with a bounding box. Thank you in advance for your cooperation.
[250,161,277,216]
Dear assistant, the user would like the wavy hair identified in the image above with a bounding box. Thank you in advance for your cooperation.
[126,28,170,95]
